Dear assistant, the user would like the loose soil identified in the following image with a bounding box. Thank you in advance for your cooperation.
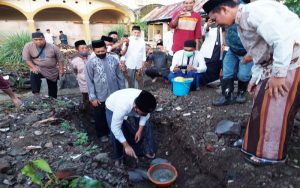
[0,79,299,188]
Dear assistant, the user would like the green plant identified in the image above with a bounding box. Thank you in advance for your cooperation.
[134,18,148,39]
[83,144,98,155]
[60,121,72,131]
[69,176,102,188]
[21,159,59,188]
[0,32,31,71]
[104,24,126,38]
[74,131,88,146]
[21,159,102,188]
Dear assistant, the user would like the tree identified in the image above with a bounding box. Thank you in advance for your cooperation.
[283,0,300,16]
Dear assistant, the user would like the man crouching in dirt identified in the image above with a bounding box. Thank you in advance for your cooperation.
[105,88,157,166]
[203,0,300,166]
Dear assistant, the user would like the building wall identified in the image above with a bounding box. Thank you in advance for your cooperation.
[0,0,135,43]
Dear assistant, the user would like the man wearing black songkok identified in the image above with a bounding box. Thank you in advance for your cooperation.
[85,40,125,142]
[22,32,64,98]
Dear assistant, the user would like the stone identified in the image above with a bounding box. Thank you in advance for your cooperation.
[44,142,53,148]
[0,158,10,173]
[128,171,145,182]
[3,179,13,185]
[8,148,27,156]
[34,130,43,136]
[93,153,110,163]
[204,132,219,144]
[0,119,11,128]
[215,120,241,136]
[0,128,10,132]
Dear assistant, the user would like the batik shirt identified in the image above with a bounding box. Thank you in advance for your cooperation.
[235,1,300,84]
[85,55,125,102]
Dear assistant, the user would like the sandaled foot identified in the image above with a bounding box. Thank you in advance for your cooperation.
[244,156,284,166]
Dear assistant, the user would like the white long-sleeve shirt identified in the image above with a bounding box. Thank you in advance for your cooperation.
[105,88,150,143]
[124,36,146,69]
[170,50,207,73]
[200,26,223,59]
[236,0,300,84]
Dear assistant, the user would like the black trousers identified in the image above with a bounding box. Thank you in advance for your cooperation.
[30,73,58,98]
[94,102,110,137]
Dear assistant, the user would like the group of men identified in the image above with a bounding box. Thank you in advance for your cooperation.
[0,0,297,167]
[36,28,68,45]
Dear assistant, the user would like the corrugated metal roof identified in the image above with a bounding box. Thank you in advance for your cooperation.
[142,0,207,23]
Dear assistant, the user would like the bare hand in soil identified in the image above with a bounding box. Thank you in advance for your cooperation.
[125,145,137,159]
[265,77,289,99]
[91,99,101,107]
[12,97,22,107]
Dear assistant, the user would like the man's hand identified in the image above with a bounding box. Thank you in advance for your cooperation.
[30,65,40,74]
[206,19,213,30]
[173,65,180,72]
[135,126,144,143]
[59,68,65,77]
[242,55,252,64]
[124,145,137,158]
[247,83,257,96]
[187,65,195,72]
[91,99,101,107]
[265,77,289,99]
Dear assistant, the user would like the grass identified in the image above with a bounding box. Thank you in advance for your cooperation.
[0,32,31,72]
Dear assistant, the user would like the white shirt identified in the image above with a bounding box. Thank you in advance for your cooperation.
[44,33,54,44]
[170,50,207,73]
[200,26,223,59]
[124,36,146,69]
[106,88,150,143]
[163,30,174,56]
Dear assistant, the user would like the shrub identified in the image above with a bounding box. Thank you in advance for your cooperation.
[0,32,31,71]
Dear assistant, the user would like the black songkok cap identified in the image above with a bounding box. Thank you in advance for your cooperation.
[135,90,157,113]
[92,40,106,48]
[108,31,118,36]
[101,36,114,43]
[203,0,233,14]
[184,40,196,48]
[32,32,44,39]
[132,25,141,31]
[74,40,86,48]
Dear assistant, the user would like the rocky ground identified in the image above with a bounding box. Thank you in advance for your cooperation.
[0,79,299,188]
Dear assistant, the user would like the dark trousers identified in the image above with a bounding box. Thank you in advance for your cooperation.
[106,108,156,160]
[94,102,110,137]
[145,68,161,79]
[30,73,58,98]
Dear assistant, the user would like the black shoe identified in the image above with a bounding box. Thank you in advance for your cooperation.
[213,95,234,106]
[236,91,247,104]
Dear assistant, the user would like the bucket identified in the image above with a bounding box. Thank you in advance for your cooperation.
[171,77,194,96]
[147,163,178,188]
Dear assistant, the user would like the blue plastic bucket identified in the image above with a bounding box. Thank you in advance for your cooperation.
[171,78,193,96]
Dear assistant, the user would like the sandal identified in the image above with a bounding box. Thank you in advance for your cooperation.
[145,153,156,159]
[244,156,284,166]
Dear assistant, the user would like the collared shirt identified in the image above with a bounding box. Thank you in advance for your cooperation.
[22,42,64,81]
[124,36,146,69]
[170,50,207,73]
[85,55,125,102]
[106,88,150,143]
[71,56,89,93]
[236,0,300,84]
